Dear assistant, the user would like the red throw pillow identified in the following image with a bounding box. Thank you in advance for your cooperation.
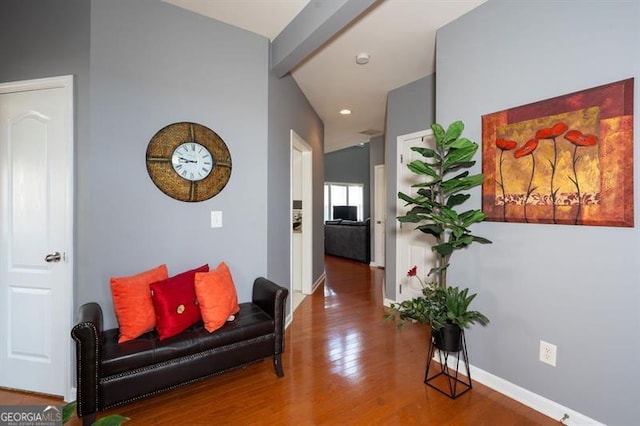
[110,264,169,343]
[195,262,240,333]
[150,264,209,340]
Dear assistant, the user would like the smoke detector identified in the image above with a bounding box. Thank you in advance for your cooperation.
[355,53,370,65]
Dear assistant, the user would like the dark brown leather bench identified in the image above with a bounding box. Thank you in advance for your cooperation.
[71,277,288,425]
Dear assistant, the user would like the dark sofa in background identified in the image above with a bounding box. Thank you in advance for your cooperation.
[324,219,370,263]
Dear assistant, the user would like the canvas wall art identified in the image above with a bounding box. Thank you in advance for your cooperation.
[482,78,634,227]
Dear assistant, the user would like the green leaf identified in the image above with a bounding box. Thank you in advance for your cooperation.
[446,194,470,208]
[440,207,459,222]
[457,235,474,246]
[407,160,438,178]
[433,243,454,256]
[460,210,487,227]
[62,402,76,424]
[448,137,474,149]
[417,224,443,238]
[397,214,420,223]
[411,146,438,158]
[472,235,493,244]
[398,191,420,205]
[431,123,446,145]
[445,121,464,143]
[445,160,476,173]
[443,143,478,170]
[442,173,484,195]
[416,188,435,199]
[428,265,448,276]
[93,415,130,426]
[411,181,438,189]
[407,206,433,215]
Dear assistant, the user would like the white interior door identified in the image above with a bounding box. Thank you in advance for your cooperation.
[396,130,436,302]
[0,76,73,398]
[373,165,386,267]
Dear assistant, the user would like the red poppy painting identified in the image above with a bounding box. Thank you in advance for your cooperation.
[482,78,634,227]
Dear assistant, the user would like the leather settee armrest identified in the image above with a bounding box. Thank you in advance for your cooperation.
[252,277,288,355]
[71,302,104,419]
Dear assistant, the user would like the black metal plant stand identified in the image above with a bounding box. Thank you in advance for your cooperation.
[424,328,472,399]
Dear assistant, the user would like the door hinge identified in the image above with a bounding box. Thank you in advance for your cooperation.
[399,284,402,294]
[400,154,403,163]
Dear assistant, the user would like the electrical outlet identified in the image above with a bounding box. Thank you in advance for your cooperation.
[539,340,557,367]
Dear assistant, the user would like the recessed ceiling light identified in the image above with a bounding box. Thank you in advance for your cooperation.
[339,109,352,115]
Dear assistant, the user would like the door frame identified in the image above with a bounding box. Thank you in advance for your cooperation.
[290,130,313,297]
[395,129,431,302]
[372,164,386,267]
[0,75,74,401]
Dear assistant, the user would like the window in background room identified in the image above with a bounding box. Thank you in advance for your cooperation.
[324,183,364,221]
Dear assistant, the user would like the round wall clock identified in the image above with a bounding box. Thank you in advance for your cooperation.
[146,122,232,202]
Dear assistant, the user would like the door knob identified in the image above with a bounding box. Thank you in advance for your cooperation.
[45,252,62,263]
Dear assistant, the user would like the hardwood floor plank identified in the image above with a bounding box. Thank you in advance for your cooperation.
[1,255,557,425]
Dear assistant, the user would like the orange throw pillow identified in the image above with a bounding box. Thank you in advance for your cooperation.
[194,262,240,333]
[110,264,168,343]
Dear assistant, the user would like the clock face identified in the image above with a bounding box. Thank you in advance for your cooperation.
[146,122,232,202]
[171,142,213,182]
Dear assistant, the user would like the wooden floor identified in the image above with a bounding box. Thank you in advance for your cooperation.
[1,256,557,425]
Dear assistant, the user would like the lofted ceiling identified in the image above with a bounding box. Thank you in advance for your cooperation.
[164,0,486,152]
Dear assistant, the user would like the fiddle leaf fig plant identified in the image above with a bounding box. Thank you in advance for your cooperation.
[385,121,491,331]
[397,120,491,289]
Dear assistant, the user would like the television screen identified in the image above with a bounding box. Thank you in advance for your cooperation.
[333,205,357,221]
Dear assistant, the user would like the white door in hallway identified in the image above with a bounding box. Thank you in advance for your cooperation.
[373,164,385,267]
[0,76,73,397]
[396,130,436,302]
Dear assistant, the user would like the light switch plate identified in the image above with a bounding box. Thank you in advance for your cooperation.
[211,211,222,228]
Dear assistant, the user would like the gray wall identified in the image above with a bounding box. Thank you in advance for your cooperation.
[0,0,91,312]
[384,75,435,298]
[85,0,270,328]
[325,144,371,219]
[267,69,325,292]
[436,1,640,424]
[1,0,325,330]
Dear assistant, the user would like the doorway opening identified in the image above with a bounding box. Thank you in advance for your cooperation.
[290,130,313,313]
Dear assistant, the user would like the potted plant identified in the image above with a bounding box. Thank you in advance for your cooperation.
[385,120,491,351]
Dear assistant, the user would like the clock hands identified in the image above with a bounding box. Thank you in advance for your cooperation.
[178,157,198,164]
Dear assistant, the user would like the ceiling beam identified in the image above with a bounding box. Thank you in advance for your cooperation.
[270,0,378,78]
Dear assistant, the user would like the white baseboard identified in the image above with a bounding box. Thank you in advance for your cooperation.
[286,273,325,328]
[285,313,293,329]
[312,272,325,293]
[438,354,605,426]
